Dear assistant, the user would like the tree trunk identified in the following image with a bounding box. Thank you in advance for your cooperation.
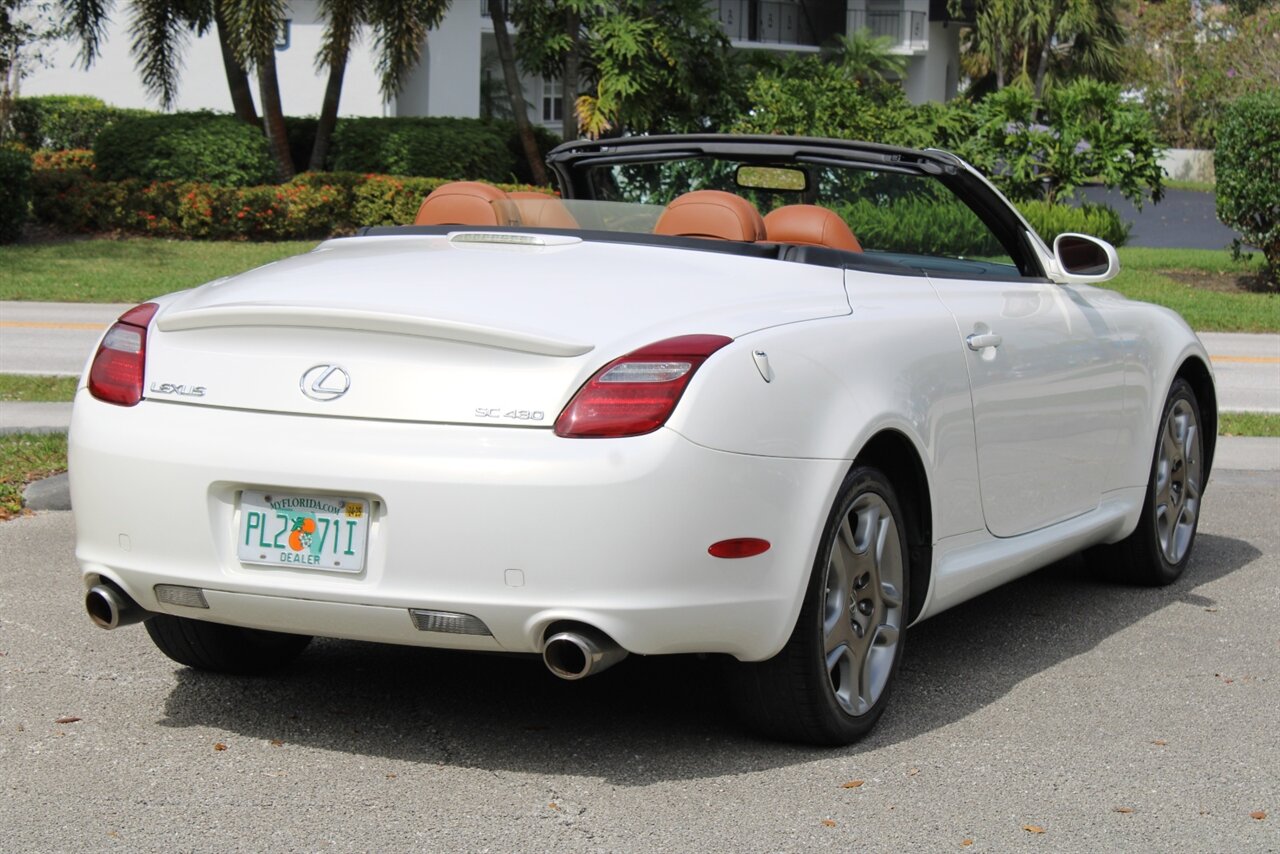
[310,63,345,172]
[488,0,549,186]
[561,10,581,141]
[1032,10,1062,99]
[215,6,259,125]
[256,50,295,181]
[994,32,1005,89]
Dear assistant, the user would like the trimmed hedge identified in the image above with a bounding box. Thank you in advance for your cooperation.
[329,117,559,184]
[331,117,515,182]
[30,165,549,240]
[95,112,276,186]
[834,196,1128,258]
[1216,90,1280,287]
[0,145,33,243]
[10,95,149,150]
[1021,200,1130,248]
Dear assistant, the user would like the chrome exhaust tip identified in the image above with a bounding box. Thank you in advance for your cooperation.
[85,584,149,630]
[543,626,627,680]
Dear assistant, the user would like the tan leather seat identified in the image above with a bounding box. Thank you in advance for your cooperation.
[763,205,862,252]
[414,181,516,226]
[507,191,579,229]
[653,190,766,241]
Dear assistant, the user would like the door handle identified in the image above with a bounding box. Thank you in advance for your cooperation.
[966,332,1003,351]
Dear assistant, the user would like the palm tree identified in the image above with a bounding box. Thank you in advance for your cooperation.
[960,0,1126,97]
[827,29,908,84]
[63,0,257,123]
[222,0,292,179]
[63,0,452,179]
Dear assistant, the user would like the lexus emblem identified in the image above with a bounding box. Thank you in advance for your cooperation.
[300,364,351,401]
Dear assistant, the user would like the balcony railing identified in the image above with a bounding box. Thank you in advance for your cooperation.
[714,0,821,46]
[848,8,927,50]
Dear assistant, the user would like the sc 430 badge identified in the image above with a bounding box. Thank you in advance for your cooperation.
[149,382,206,397]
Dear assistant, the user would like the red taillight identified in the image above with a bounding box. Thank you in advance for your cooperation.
[88,302,159,406]
[554,334,733,438]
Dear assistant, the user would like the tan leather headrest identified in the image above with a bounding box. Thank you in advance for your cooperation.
[507,191,579,229]
[763,205,862,252]
[653,190,766,241]
[414,181,515,226]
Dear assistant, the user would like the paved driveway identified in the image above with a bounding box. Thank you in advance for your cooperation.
[1,466,1276,851]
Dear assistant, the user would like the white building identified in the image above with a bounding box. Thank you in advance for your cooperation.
[20,0,966,132]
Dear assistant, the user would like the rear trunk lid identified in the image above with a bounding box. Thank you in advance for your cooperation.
[143,233,849,426]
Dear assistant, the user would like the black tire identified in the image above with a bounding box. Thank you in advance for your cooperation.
[145,614,312,674]
[1105,377,1206,586]
[732,465,909,745]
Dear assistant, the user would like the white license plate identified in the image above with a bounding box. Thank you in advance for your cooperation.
[236,490,370,572]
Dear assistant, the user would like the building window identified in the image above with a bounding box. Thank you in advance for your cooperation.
[541,78,563,124]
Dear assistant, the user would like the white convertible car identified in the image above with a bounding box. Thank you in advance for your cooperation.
[71,135,1216,745]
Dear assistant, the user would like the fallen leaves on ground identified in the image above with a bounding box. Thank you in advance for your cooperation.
[1114,807,1134,814]
[907,767,920,776]
[822,819,837,827]
[1152,739,1168,746]
[54,716,81,724]
[1022,824,1046,834]
[961,839,974,847]
[269,738,283,747]
[842,779,865,789]
[1251,810,1267,820]
[213,742,227,751]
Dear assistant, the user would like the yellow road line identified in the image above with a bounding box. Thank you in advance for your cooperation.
[0,321,106,331]
[1210,355,1280,364]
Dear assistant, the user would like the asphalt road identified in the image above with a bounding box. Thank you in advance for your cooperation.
[0,301,132,376]
[1077,187,1245,251]
[1,467,1276,852]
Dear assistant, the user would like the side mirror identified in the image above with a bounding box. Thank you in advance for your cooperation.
[1053,233,1119,284]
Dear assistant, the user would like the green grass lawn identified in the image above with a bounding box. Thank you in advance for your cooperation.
[1219,412,1280,438]
[0,374,80,402]
[1163,179,1216,193]
[1107,248,1277,332]
[0,432,68,519]
[0,238,316,303]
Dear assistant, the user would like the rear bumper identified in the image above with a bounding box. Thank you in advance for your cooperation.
[70,393,845,661]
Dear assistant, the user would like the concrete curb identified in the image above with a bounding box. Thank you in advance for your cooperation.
[22,472,71,511]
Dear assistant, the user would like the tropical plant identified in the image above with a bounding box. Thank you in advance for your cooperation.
[953,79,1164,206]
[732,58,930,146]
[507,0,733,140]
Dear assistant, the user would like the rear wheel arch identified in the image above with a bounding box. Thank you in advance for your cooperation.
[1175,356,1216,481]
[853,429,933,624]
